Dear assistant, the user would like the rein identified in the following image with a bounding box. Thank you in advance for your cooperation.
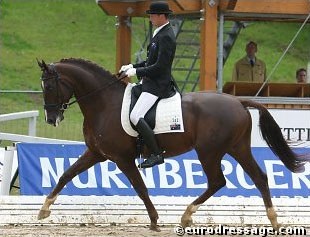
[42,65,127,111]
[63,72,128,109]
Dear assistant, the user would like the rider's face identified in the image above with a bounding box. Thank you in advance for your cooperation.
[149,14,166,27]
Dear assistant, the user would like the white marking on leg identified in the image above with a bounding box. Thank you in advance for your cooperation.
[189,204,201,213]
[42,195,57,211]
[267,207,279,230]
[181,204,201,227]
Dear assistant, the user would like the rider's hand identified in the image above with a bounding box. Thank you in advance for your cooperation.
[125,68,136,77]
[119,64,133,73]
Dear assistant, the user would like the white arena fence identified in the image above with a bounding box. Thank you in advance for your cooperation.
[0,110,39,136]
[0,195,309,227]
[0,91,84,141]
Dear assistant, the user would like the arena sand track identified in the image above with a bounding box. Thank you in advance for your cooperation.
[1,225,309,236]
[0,225,176,237]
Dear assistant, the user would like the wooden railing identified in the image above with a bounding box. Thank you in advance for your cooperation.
[223,82,310,97]
[223,82,310,109]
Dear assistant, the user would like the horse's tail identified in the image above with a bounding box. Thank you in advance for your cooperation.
[240,99,309,173]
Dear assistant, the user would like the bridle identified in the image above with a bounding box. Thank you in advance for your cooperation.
[41,64,69,111]
[41,64,127,111]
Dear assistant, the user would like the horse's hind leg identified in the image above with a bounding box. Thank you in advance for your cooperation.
[181,149,226,227]
[229,144,280,230]
[38,149,102,220]
[117,160,160,232]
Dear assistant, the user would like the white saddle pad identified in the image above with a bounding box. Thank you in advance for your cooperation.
[121,83,184,137]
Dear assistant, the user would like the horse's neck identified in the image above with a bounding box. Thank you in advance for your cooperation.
[60,65,98,97]
[59,63,125,116]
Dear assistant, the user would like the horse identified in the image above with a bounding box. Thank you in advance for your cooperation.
[37,58,309,231]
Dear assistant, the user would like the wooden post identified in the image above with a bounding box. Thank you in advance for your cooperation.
[200,0,218,91]
[115,16,132,74]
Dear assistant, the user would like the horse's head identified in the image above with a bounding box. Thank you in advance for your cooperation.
[37,59,72,127]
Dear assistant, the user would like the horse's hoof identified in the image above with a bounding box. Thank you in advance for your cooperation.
[272,223,281,231]
[37,209,51,220]
[149,223,161,232]
[181,217,193,227]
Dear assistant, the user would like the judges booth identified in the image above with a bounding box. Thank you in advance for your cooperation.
[223,82,310,109]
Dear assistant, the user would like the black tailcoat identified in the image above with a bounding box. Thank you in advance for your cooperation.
[134,23,176,98]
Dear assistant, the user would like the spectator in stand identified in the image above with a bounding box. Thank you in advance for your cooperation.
[296,68,307,83]
[232,41,266,82]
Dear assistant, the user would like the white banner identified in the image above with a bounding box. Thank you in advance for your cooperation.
[250,109,310,147]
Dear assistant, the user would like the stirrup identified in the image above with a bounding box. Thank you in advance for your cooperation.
[138,152,164,169]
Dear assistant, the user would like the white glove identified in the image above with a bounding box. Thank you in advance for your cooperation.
[125,68,136,77]
[119,64,133,73]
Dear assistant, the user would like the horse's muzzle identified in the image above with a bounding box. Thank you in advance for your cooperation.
[46,112,64,127]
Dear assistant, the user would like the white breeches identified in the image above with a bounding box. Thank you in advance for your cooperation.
[130,92,159,126]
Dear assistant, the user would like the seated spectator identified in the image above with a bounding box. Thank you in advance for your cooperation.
[296,68,307,83]
[232,41,266,82]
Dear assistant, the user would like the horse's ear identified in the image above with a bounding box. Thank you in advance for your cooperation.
[42,60,48,70]
[37,58,48,71]
[36,58,42,68]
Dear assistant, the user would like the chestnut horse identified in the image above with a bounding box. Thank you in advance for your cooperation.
[37,58,308,231]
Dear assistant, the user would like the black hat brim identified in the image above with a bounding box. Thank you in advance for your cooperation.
[146,9,173,14]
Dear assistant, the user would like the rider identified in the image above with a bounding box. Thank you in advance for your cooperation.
[120,1,176,168]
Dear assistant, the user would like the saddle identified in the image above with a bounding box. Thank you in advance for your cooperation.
[129,84,176,130]
[121,83,184,137]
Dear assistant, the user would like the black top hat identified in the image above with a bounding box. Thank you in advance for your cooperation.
[146,1,173,14]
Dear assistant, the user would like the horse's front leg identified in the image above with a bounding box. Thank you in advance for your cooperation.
[38,149,102,220]
[117,160,160,231]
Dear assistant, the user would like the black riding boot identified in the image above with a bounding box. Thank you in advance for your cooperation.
[135,118,164,168]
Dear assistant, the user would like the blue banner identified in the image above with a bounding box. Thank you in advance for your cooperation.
[17,143,310,197]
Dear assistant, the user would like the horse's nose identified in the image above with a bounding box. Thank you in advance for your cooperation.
[46,118,55,125]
